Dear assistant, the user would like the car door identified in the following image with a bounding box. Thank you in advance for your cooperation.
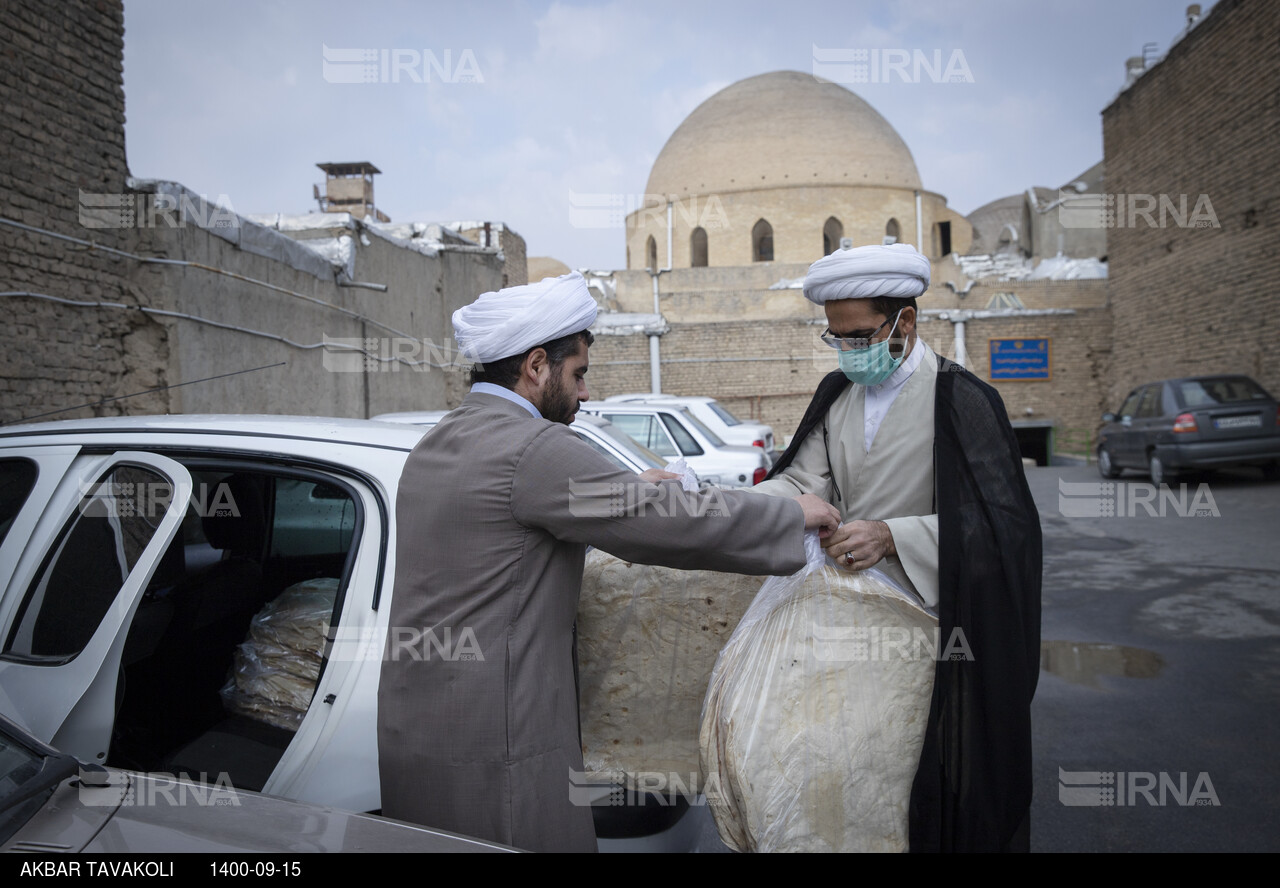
[1110,388,1145,467]
[602,413,681,460]
[1130,384,1168,464]
[0,452,192,763]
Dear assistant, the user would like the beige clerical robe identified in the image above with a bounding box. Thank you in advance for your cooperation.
[753,345,938,607]
[378,391,807,852]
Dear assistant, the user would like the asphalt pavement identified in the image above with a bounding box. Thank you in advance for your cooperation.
[1030,463,1280,852]
[686,463,1280,852]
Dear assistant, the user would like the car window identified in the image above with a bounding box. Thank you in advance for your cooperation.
[574,432,633,472]
[708,402,742,426]
[0,724,48,845]
[0,459,38,549]
[1117,391,1141,418]
[1177,377,1270,406]
[4,465,172,662]
[660,414,705,456]
[605,414,679,458]
[590,423,665,469]
[271,478,356,559]
[1137,386,1164,419]
[675,408,725,447]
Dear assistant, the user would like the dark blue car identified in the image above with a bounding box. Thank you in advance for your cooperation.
[1097,375,1280,484]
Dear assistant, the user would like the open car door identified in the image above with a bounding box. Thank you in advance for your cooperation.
[0,452,192,763]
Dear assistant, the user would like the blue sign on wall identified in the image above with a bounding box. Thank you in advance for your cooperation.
[989,338,1051,380]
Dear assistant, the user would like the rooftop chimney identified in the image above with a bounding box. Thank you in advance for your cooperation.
[314,162,390,223]
[1124,56,1146,88]
[1186,4,1202,26]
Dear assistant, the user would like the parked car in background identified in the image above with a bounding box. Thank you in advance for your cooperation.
[0,713,512,853]
[372,410,683,480]
[0,415,697,852]
[576,402,770,487]
[1097,375,1280,484]
[603,394,777,463]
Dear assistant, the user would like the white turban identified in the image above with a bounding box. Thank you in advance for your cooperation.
[453,271,598,363]
[802,243,931,304]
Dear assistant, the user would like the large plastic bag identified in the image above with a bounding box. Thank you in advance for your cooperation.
[221,577,339,732]
[699,532,937,852]
[578,551,764,787]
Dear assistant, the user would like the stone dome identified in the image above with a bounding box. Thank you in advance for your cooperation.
[645,70,922,198]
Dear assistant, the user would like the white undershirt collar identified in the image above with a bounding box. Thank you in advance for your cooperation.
[863,338,928,452]
[471,382,542,419]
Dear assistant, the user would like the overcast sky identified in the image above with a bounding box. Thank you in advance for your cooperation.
[122,0,1214,270]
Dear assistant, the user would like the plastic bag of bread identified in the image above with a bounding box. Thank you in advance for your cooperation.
[699,532,937,852]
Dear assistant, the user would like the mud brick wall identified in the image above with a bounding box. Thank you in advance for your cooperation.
[1103,0,1280,407]
[0,0,168,424]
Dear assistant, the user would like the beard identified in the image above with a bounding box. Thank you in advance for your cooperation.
[538,369,579,425]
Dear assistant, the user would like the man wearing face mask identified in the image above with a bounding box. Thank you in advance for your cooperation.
[751,243,1042,853]
[379,271,840,853]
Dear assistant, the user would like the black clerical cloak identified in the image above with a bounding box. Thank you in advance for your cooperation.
[768,358,1042,852]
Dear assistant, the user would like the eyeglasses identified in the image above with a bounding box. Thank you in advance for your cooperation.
[820,309,902,351]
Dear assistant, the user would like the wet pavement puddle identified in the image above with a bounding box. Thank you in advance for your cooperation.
[1040,640,1164,688]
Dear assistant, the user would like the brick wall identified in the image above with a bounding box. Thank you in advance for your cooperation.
[1102,0,1280,407]
[588,305,1111,447]
[0,0,168,423]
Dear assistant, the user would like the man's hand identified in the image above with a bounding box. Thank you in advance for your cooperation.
[792,494,841,538]
[824,519,895,570]
[638,468,682,484]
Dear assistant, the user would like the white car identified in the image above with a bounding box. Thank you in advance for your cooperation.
[576,402,770,487]
[371,410,676,478]
[603,394,777,463]
[0,414,697,851]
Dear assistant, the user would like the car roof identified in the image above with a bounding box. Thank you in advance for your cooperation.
[581,403,687,413]
[604,393,712,404]
[0,414,429,451]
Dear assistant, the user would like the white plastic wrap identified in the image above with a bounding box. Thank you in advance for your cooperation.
[221,577,339,732]
[699,533,937,852]
[577,551,763,786]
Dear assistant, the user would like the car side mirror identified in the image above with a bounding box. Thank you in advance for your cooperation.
[1102,412,1116,423]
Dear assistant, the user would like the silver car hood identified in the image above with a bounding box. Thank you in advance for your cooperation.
[7,774,514,853]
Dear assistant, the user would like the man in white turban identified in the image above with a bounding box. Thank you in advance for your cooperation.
[752,244,1042,852]
[379,272,840,852]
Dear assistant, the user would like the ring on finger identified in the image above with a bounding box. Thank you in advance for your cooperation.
[844,552,855,565]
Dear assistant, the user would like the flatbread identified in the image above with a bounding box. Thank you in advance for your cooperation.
[699,565,936,852]
[577,551,763,787]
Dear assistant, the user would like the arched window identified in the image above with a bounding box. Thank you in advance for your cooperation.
[885,218,900,243]
[752,219,774,262]
[823,217,844,255]
[931,221,952,258]
[646,235,657,272]
[690,227,708,267]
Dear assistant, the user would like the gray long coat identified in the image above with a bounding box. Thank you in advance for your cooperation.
[378,392,806,852]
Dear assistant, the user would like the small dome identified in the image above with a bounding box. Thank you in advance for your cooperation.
[528,256,572,281]
[645,71,922,198]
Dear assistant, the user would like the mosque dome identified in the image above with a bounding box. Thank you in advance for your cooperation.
[644,70,922,199]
